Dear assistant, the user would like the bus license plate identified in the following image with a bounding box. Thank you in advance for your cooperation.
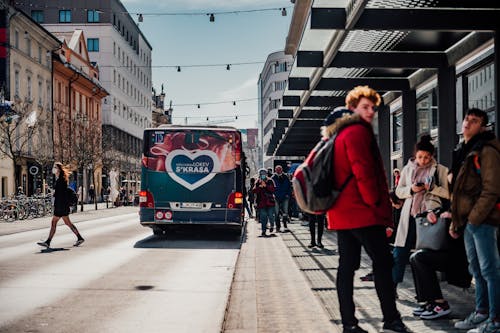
[181,202,202,209]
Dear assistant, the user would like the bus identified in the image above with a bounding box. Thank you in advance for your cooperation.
[139,125,245,235]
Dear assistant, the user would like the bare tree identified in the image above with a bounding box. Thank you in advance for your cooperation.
[0,99,43,189]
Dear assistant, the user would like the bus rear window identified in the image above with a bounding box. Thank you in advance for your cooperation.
[142,129,242,173]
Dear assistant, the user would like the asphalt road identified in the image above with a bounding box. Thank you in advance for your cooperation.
[0,210,241,333]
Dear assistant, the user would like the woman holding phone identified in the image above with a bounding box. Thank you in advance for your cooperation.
[392,135,449,294]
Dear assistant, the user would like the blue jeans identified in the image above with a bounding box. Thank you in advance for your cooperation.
[392,216,416,284]
[275,198,289,230]
[464,223,500,320]
[258,206,275,234]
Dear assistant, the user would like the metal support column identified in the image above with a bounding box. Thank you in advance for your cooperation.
[494,28,500,138]
[437,66,457,167]
[402,90,417,163]
[377,105,391,183]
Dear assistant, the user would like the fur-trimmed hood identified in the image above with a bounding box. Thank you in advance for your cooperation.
[320,112,364,139]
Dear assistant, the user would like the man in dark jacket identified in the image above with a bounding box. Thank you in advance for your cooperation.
[450,108,500,332]
[323,86,410,333]
[272,165,292,232]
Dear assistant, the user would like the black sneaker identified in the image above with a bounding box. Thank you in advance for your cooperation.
[360,272,374,282]
[37,240,50,248]
[73,238,85,247]
[308,242,317,248]
[383,319,412,333]
[419,301,451,320]
[317,242,324,248]
[343,324,368,333]
[412,302,433,316]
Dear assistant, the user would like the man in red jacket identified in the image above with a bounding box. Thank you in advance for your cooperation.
[322,86,410,333]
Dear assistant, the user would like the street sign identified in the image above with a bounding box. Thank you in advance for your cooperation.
[29,166,39,175]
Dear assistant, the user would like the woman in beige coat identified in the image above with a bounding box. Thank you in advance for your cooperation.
[393,135,449,292]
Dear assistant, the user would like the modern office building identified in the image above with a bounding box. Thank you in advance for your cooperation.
[257,51,293,168]
[17,0,153,187]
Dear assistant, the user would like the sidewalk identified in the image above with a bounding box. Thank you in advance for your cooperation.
[0,203,138,236]
[224,218,476,333]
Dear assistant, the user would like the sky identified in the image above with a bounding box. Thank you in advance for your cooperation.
[121,0,293,129]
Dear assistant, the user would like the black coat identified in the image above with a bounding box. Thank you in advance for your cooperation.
[53,177,70,217]
[443,233,472,289]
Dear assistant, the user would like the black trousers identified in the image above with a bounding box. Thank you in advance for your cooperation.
[337,225,401,326]
[309,214,325,244]
[410,249,447,303]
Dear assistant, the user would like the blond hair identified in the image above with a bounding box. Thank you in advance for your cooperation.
[345,86,381,109]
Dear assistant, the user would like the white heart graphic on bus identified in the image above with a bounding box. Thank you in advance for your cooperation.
[165,149,221,191]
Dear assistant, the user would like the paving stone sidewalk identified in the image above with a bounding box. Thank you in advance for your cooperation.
[225,218,476,333]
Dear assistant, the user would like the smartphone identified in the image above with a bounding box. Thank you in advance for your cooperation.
[416,182,425,187]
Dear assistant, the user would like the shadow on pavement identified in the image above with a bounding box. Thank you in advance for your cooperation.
[37,247,70,253]
[134,225,243,250]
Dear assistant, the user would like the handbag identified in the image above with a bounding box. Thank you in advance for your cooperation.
[415,216,449,251]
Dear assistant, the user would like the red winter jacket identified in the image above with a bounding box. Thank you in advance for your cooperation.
[252,178,276,209]
[324,114,392,230]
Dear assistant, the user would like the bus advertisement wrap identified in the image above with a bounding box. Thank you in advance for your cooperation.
[139,126,244,235]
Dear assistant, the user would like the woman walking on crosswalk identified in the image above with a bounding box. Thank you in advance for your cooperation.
[37,162,85,248]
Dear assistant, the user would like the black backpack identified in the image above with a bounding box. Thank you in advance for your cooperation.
[292,132,352,214]
[67,187,78,206]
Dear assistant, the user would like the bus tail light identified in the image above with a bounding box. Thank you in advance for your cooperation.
[227,192,243,209]
[139,190,154,208]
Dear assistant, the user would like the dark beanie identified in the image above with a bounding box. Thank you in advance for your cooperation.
[415,134,435,154]
[323,106,353,126]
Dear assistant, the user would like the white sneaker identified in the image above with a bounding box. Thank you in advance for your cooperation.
[455,311,488,330]
[467,319,500,333]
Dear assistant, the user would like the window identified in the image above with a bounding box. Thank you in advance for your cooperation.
[392,112,402,152]
[87,9,100,23]
[59,10,71,23]
[87,38,99,52]
[14,30,19,48]
[27,76,32,101]
[416,89,438,137]
[466,61,495,126]
[31,10,44,23]
[26,38,31,57]
[14,70,20,96]
[38,80,43,105]
[275,61,288,73]
[38,45,42,63]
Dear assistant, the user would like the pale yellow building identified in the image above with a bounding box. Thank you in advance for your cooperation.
[0,7,60,197]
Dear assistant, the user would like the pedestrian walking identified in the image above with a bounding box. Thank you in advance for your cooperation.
[272,165,292,232]
[248,177,256,219]
[37,162,85,248]
[252,168,276,237]
[306,213,325,248]
[449,108,500,333]
[323,86,410,333]
[88,184,95,203]
[393,135,450,294]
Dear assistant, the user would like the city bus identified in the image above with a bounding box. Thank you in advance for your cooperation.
[139,125,245,235]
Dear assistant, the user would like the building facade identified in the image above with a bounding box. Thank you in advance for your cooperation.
[17,0,153,190]
[257,51,293,168]
[52,29,108,201]
[0,5,60,197]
